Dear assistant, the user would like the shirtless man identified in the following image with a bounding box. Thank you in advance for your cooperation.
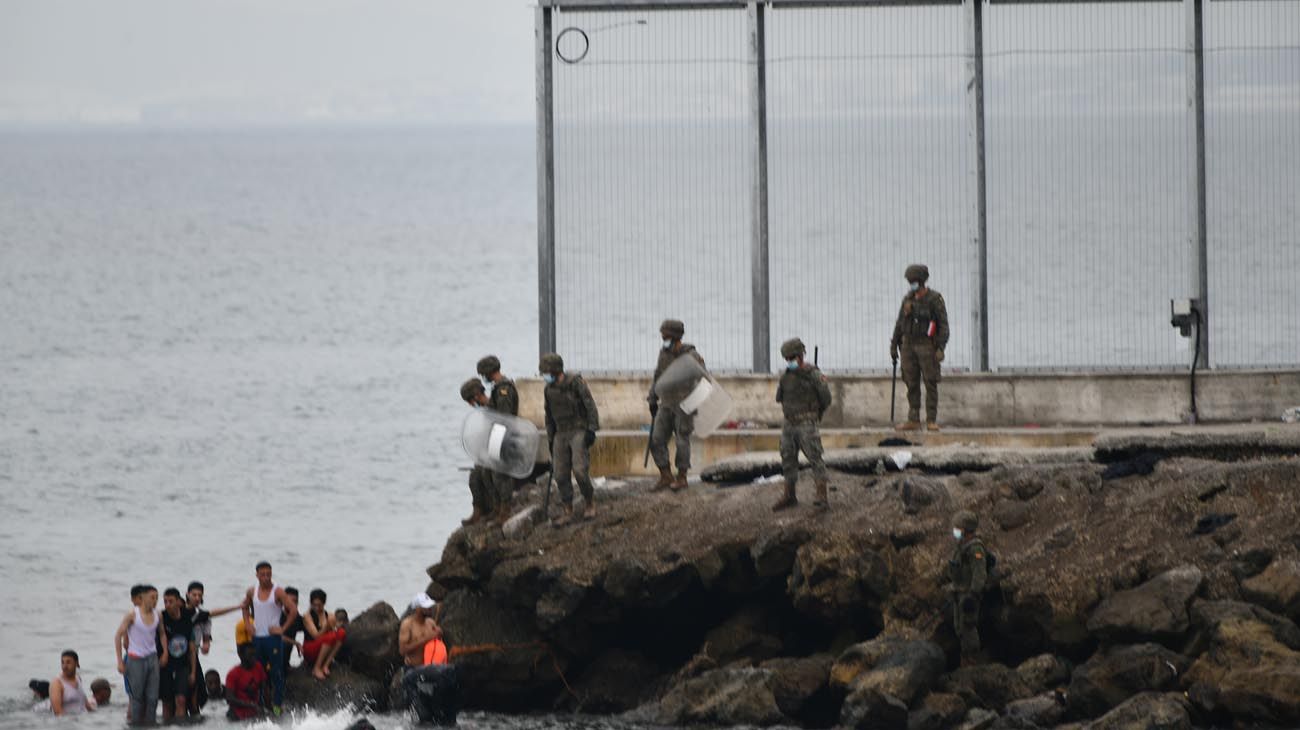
[240,561,297,715]
[398,593,443,668]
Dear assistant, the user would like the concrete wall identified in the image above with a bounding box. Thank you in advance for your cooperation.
[517,369,1300,430]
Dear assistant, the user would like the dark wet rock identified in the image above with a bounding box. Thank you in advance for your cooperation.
[751,526,813,578]
[704,604,784,666]
[761,654,834,722]
[1240,558,1300,620]
[1183,612,1300,725]
[1187,599,1300,652]
[437,590,559,710]
[907,692,966,730]
[1229,547,1274,581]
[570,649,662,713]
[1014,654,1072,693]
[890,521,927,549]
[695,541,758,595]
[1066,643,1188,719]
[942,663,1034,710]
[285,664,386,713]
[1004,692,1067,727]
[789,535,892,625]
[1085,566,1203,644]
[993,500,1033,531]
[832,637,945,728]
[956,707,998,730]
[340,602,401,685]
[650,667,785,726]
[900,476,949,515]
[1082,692,1190,730]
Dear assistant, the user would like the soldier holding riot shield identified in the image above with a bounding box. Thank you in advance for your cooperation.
[648,319,706,492]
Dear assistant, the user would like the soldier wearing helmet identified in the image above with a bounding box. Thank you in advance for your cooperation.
[539,353,601,526]
[947,510,988,663]
[459,378,499,526]
[772,337,833,512]
[648,319,706,492]
[459,355,521,526]
[890,264,949,431]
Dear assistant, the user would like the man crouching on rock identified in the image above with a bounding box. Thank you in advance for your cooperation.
[399,593,443,669]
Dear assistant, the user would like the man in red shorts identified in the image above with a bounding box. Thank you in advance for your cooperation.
[301,589,347,680]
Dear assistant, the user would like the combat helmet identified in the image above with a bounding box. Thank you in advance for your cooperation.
[904,264,930,283]
[539,352,565,375]
[953,510,979,533]
[476,355,502,378]
[659,319,685,339]
[460,378,485,402]
[780,338,806,360]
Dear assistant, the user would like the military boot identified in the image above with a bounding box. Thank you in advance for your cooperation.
[582,498,597,521]
[771,482,798,512]
[551,504,574,528]
[671,469,689,491]
[651,467,673,492]
[897,421,921,432]
[927,422,941,432]
[813,480,830,509]
[461,507,483,526]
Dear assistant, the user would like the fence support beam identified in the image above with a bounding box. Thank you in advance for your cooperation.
[536,6,558,358]
[964,0,990,371]
[1185,0,1209,369]
[748,1,772,373]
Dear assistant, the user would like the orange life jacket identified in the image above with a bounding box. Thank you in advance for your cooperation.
[422,638,448,666]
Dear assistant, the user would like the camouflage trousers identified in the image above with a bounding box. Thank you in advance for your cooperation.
[901,340,942,423]
[650,406,694,472]
[953,591,981,656]
[552,428,594,506]
[468,465,512,514]
[780,419,827,488]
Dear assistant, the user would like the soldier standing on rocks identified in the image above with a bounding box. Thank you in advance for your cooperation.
[947,510,988,664]
[648,319,705,492]
[540,352,600,526]
[773,338,833,512]
[890,264,949,432]
[459,379,502,526]
[478,355,520,521]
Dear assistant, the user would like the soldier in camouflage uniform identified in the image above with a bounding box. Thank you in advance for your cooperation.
[772,338,833,512]
[890,264,949,431]
[539,352,600,526]
[947,510,988,663]
[458,379,502,526]
[477,355,520,522]
[648,319,706,492]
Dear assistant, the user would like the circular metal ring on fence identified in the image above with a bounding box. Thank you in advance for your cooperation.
[556,27,590,64]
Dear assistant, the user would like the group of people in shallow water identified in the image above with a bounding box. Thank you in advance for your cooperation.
[33,560,351,724]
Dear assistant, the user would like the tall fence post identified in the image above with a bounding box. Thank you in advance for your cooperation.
[1186,0,1210,368]
[963,0,990,372]
[536,6,557,359]
[748,1,771,374]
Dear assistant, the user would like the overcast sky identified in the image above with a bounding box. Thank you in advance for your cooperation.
[0,0,536,125]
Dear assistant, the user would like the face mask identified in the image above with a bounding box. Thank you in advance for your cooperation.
[482,376,492,386]
[786,359,799,371]
[662,339,673,350]
[952,528,963,540]
[542,373,556,385]
[909,281,921,293]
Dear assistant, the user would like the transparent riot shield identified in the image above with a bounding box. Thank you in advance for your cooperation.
[653,355,734,438]
[461,408,541,478]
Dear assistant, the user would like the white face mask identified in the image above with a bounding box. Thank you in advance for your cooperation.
[952,528,963,540]
[910,281,921,293]
[662,339,673,350]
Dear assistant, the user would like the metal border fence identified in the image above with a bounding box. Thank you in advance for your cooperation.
[535,0,1299,373]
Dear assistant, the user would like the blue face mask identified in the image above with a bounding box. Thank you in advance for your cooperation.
[542,373,556,385]
[786,359,799,371]
[909,281,921,293]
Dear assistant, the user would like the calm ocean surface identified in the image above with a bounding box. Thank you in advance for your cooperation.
[0,126,547,729]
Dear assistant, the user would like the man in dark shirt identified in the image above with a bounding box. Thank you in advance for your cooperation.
[159,587,196,722]
[280,587,304,676]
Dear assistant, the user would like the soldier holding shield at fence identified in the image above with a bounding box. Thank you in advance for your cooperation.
[648,319,706,492]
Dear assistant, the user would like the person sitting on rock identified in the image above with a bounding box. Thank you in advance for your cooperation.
[947,510,988,664]
[301,588,347,680]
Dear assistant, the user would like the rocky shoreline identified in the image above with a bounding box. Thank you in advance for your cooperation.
[323,443,1300,728]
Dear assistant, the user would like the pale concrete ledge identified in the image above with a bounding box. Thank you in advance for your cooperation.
[517,369,1300,430]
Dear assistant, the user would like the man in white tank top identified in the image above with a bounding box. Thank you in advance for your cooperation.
[49,650,97,716]
[240,561,297,714]
[114,584,168,725]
